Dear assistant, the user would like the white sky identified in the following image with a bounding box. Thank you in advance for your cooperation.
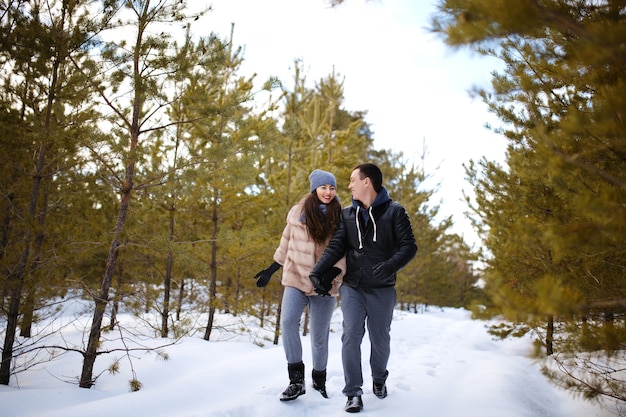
[199,0,509,248]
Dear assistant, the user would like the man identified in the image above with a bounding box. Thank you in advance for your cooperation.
[310,163,417,413]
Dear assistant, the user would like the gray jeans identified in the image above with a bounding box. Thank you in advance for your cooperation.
[339,285,396,396]
[280,285,336,371]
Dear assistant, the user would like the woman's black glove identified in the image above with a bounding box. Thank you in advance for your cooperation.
[254,261,281,287]
[310,267,341,296]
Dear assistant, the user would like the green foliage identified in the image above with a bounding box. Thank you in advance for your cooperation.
[0,0,479,389]
[108,358,121,375]
[129,378,142,392]
[432,0,626,405]
[381,152,482,310]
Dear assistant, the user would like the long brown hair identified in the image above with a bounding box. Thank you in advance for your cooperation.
[303,192,342,245]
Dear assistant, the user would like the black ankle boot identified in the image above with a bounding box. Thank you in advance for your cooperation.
[280,362,305,401]
[345,395,363,413]
[312,369,328,398]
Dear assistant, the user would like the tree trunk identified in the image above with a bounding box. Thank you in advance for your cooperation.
[19,289,36,338]
[259,293,267,328]
[80,125,137,387]
[109,259,124,331]
[0,250,28,384]
[0,193,13,263]
[80,184,132,388]
[546,315,554,356]
[0,193,13,312]
[176,278,185,321]
[161,205,175,338]
[0,81,53,385]
[273,286,284,345]
[203,194,219,341]
[233,259,242,316]
[0,16,63,381]
[20,184,50,338]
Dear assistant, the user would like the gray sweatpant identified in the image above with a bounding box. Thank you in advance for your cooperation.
[280,285,336,371]
[339,285,396,397]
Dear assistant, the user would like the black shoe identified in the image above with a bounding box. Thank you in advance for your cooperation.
[312,381,328,398]
[373,381,388,399]
[345,395,363,413]
[312,369,328,398]
[280,382,305,401]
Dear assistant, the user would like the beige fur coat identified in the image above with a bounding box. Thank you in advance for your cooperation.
[273,198,345,296]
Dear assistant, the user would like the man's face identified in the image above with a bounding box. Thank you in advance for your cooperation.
[348,168,366,202]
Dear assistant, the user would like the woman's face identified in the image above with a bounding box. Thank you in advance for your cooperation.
[315,184,337,205]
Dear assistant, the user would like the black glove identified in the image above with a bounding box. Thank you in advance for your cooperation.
[310,267,341,296]
[254,261,281,287]
[372,261,395,282]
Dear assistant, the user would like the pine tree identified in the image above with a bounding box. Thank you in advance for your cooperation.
[76,0,210,389]
[0,0,97,385]
[432,0,626,403]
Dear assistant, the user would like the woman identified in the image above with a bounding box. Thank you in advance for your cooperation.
[254,169,345,401]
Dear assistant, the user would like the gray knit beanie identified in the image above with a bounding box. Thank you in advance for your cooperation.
[309,169,337,192]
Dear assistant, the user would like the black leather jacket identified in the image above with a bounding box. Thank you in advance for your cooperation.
[312,187,417,289]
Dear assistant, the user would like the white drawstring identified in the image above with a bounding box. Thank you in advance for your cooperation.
[356,206,364,249]
[355,206,377,249]
[368,207,377,243]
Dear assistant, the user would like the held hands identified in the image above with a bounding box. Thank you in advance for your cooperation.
[254,261,281,288]
[310,267,341,296]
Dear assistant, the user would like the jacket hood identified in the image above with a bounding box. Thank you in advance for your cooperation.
[351,187,391,210]
[351,187,392,249]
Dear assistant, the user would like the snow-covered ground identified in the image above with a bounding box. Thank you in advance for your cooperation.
[0,303,619,417]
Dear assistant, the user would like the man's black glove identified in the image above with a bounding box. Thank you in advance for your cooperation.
[372,261,396,282]
[310,267,341,296]
[254,261,281,287]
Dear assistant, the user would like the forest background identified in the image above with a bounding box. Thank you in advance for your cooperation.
[1,0,625,412]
